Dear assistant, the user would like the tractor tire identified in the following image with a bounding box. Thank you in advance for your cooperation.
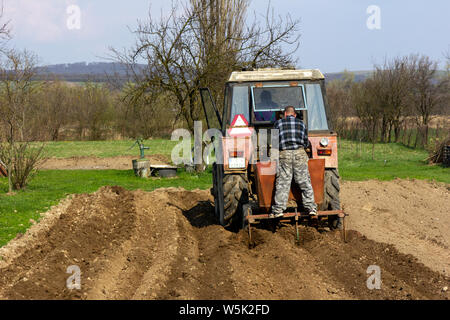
[322,168,343,230]
[222,174,249,228]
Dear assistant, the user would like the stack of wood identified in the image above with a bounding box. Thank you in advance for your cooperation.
[427,136,450,166]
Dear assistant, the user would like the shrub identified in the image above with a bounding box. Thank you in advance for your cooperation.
[0,142,45,191]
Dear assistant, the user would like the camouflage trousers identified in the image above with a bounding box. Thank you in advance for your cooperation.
[271,148,317,214]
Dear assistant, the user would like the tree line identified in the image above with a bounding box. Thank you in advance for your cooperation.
[326,54,449,152]
[0,74,178,142]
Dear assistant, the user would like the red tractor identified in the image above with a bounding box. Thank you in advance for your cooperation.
[200,69,346,244]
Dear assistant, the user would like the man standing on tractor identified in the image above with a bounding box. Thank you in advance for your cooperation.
[271,106,318,218]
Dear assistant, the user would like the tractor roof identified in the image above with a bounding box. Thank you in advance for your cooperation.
[227,68,325,82]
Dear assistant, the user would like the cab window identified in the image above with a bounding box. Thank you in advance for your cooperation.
[253,86,306,111]
[230,86,250,124]
[251,85,306,124]
[305,84,328,131]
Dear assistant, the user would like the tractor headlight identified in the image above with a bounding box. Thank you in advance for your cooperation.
[320,137,329,147]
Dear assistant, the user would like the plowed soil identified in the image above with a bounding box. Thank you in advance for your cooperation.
[0,180,448,300]
[40,155,169,170]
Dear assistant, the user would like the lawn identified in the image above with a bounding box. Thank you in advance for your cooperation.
[338,139,449,183]
[40,139,178,158]
[1,138,448,248]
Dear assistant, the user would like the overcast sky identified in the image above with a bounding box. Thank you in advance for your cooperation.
[3,0,449,73]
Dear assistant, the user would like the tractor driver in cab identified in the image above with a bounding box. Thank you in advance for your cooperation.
[255,90,277,122]
[271,106,318,218]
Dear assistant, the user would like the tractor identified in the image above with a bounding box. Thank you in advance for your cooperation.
[199,68,346,244]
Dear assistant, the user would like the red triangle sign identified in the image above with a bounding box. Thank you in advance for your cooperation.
[228,114,253,137]
[231,114,249,127]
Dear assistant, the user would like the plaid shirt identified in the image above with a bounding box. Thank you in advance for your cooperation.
[274,115,309,151]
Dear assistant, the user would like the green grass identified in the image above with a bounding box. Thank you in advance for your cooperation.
[338,139,449,183]
[41,139,178,158]
[0,168,212,247]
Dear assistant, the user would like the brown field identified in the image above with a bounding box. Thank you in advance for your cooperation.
[0,179,448,300]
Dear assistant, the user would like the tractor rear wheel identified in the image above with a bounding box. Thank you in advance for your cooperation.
[222,174,249,228]
[322,168,342,230]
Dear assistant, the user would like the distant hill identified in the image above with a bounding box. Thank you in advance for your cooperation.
[325,70,447,83]
[324,70,373,83]
[37,62,133,75]
[35,62,377,83]
[35,62,446,84]
[34,62,146,82]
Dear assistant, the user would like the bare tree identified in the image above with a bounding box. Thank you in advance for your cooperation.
[408,55,448,147]
[191,0,249,113]
[111,0,300,131]
[0,49,43,192]
[326,71,355,135]
[0,141,45,190]
[37,79,71,141]
[0,2,10,51]
[70,82,114,140]
[0,49,39,142]
[372,56,413,143]
[351,77,383,159]
[116,82,178,139]
[439,49,450,116]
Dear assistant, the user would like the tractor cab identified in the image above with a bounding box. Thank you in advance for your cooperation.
[201,69,337,166]
[200,68,343,233]
[201,69,330,130]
